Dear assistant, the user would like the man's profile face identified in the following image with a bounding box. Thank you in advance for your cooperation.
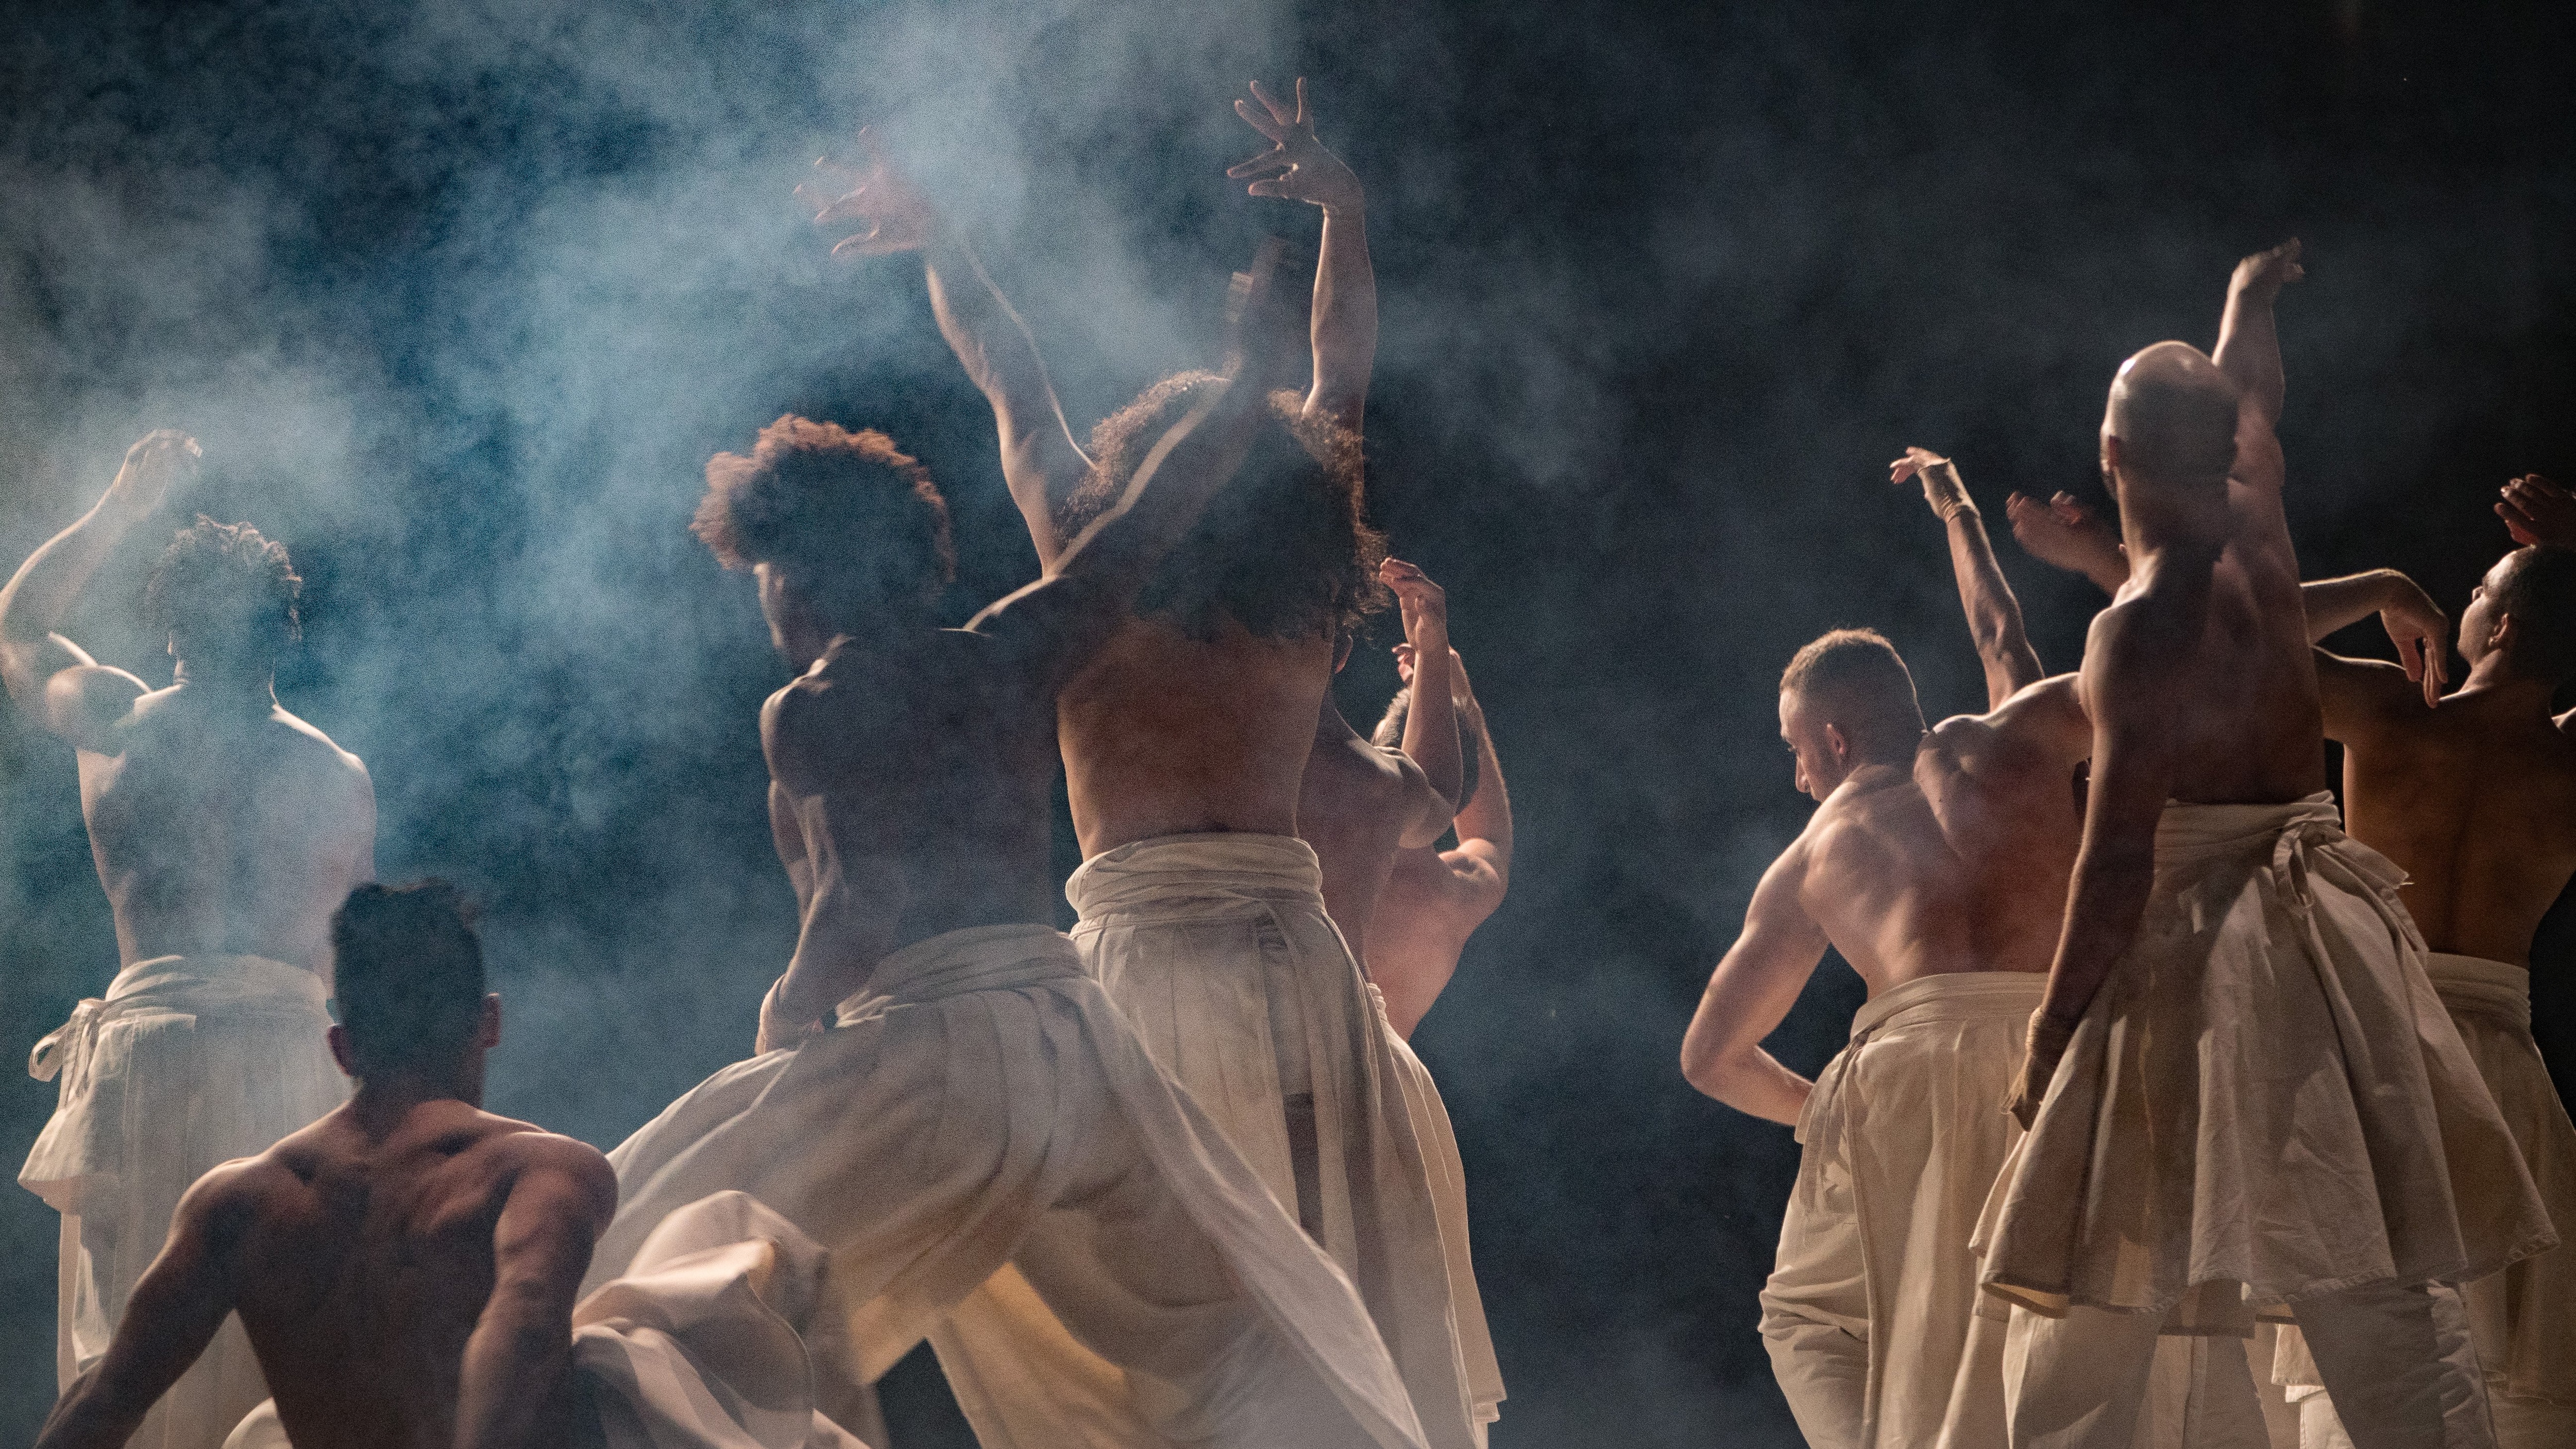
[2459,553,2518,663]
[1778,689,1844,803]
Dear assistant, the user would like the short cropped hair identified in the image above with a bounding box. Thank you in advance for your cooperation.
[692,417,956,626]
[2494,545,2576,683]
[145,517,300,667]
[331,881,486,1077]
[1780,628,1926,749]
[1056,373,1388,641]
[1372,685,1482,811]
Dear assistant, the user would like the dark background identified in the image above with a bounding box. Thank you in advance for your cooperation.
[3,0,2572,1442]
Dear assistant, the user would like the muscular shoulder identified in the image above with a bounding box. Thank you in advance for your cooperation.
[470,1119,616,1221]
[45,665,147,751]
[174,1150,307,1249]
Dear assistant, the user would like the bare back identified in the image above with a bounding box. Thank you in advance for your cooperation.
[1057,617,1332,857]
[1296,708,1418,962]
[223,1103,612,1449]
[766,628,1065,969]
[2333,686,2576,966]
[1916,693,2089,976]
[1793,763,1984,994]
[79,685,375,975]
[2084,472,2326,808]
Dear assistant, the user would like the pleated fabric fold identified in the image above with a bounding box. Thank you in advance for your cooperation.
[1978,796,2555,1327]
[592,923,1427,1449]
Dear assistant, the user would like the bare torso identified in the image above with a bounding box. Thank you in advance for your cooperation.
[1295,701,1414,961]
[766,629,1065,969]
[1791,762,1984,994]
[2085,480,2326,808]
[223,1103,606,1449]
[77,684,374,976]
[2337,692,2576,966]
[1916,717,2083,975]
[1056,617,1332,857]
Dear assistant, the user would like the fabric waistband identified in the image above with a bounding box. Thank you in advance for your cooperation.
[2423,952,2532,1033]
[31,953,328,1083]
[1063,831,1327,919]
[2154,791,2342,858]
[1849,970,2049,1040]
[835,924,1084,1021]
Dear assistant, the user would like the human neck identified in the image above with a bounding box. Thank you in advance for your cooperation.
[348,1069,481,1135]
[2456,652,2561,711]
[171,661,277,708]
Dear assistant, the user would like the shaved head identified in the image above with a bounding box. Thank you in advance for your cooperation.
[2104,341,2241,491]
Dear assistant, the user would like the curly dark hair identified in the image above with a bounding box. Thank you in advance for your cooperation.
[1056,373,1387,642]
[331,880,485,1076]
[145,517,301,667]
[692,416,956,626]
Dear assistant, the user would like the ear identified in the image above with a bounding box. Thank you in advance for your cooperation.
[1824,722,1850,762]
[2491,611,2518,659]
[479,994,502,1049]
[326,1023,360,1080]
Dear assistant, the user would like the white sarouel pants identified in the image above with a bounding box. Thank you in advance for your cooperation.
[1976,797,2557,1449]
[591,923,1428,1449]
[20,954,346,1449]
[224,1191,873,1449]
[2272,953,2576,1448]
[1066,833,1498,1449]
[1758,969,2044,1449]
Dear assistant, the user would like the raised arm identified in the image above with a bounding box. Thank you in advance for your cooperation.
[2006,490,2130,596]
[2006,586,2207,1128]
[808,132,1089,566]
[2212,240,2301,496]
[965,241,1300,678]
[2213,239,2301,430]
[2299,568,2446,707]
[1,431,195,747]
[1229,78,1374,429]
[1894,448,2043,706]
[2498,473,2576,549]
[1439,650,1512,887]
[454,1141,618,1449]
[1382,559,1462,846]
[35,1163,252,1449]
[1681,843,1832,1126]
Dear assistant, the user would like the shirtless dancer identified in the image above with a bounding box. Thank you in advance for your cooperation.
[1978,242,2552,1449]
[1363,643,1511,1041]
[1679,444,2094,1449]
[589,230,1428,1449]
[2093,545,2566,1446]
[848,87,1492,1448]
[1,432,375,1449]
[36,882,870,1449]
[1296,568,1504,1439]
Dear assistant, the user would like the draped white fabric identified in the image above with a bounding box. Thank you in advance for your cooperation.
[594,923,1427,1449]
[23,954,346,1449]
[1066,833,1493,1449]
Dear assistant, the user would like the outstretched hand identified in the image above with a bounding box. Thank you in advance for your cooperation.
[105,430,200,518]
[1890,447,1971,521]
[1381,558,1448,651]
[801,128,941,259]
[2498,474,2576,550]
[2230,237,2304,304]
[2006,490,2126,580]
[2372,572,2449,708]
[1228,78,1363,213]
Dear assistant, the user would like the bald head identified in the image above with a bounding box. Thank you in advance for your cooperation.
[2104,342,2241,491]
